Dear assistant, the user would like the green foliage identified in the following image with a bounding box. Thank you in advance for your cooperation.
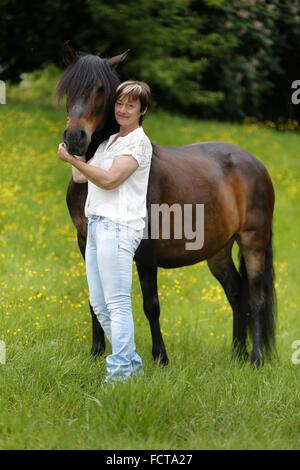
[0,0,94,83]
[88,0,225,113]
[0,0,299,120]
[6,65,63,106]
[205,0,300,120]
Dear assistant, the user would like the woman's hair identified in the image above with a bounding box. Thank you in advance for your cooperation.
[115,80,151,125]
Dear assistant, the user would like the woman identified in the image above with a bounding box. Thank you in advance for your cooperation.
[57,80,152,384]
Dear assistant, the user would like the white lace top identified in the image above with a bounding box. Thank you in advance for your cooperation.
[84,126,152,230]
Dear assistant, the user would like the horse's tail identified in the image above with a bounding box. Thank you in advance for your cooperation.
[238,229,277,357]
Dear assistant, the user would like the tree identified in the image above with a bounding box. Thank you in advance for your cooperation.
[0,0,94,82]
[88,0,226,114]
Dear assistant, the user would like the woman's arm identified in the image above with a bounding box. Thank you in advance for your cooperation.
[57,143,138,190]
[57,143,88,183]
[72,155,88,183]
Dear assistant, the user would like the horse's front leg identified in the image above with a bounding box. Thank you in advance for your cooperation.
[136,262,169,365]
[77,232,106,356]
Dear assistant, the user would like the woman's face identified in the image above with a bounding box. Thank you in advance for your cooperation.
[115,95,144,128]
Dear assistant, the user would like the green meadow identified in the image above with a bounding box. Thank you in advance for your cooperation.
[0,101,300,449]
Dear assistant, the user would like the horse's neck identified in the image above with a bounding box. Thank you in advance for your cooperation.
[85,117,119,161]
[85,133,102,160]
[102,115,119,141]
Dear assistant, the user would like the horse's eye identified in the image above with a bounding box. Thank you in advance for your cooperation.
[97,85,104,93]
[93,105,102,116]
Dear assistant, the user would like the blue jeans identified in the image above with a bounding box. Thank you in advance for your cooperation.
[85,215,144,383]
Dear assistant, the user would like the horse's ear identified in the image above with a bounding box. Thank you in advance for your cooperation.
[63,40,77,66]
[107,49,130,70]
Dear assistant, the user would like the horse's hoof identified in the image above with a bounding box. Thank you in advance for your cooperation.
[153,351,169,366]
[251,351,263,369]
[90,343,105,357]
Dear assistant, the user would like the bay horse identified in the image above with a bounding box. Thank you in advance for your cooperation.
[57,43,276,368]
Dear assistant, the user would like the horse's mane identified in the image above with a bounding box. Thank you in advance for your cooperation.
[56,53,120,113]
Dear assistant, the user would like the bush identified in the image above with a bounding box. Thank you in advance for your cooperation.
[7,64,64,107]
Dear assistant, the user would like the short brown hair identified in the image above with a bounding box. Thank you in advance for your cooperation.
[115,80,151,124]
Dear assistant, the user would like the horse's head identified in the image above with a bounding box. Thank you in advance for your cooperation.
[56,42,129,156]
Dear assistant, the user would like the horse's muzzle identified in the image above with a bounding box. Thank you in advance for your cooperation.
[63,128,89,156]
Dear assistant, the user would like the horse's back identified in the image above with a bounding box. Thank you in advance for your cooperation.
[151,141,274,204]
[152,141,267,174]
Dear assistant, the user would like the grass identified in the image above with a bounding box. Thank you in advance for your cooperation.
[0,100,300,449]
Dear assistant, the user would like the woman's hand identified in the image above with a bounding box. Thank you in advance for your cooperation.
[57,143,73,163]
